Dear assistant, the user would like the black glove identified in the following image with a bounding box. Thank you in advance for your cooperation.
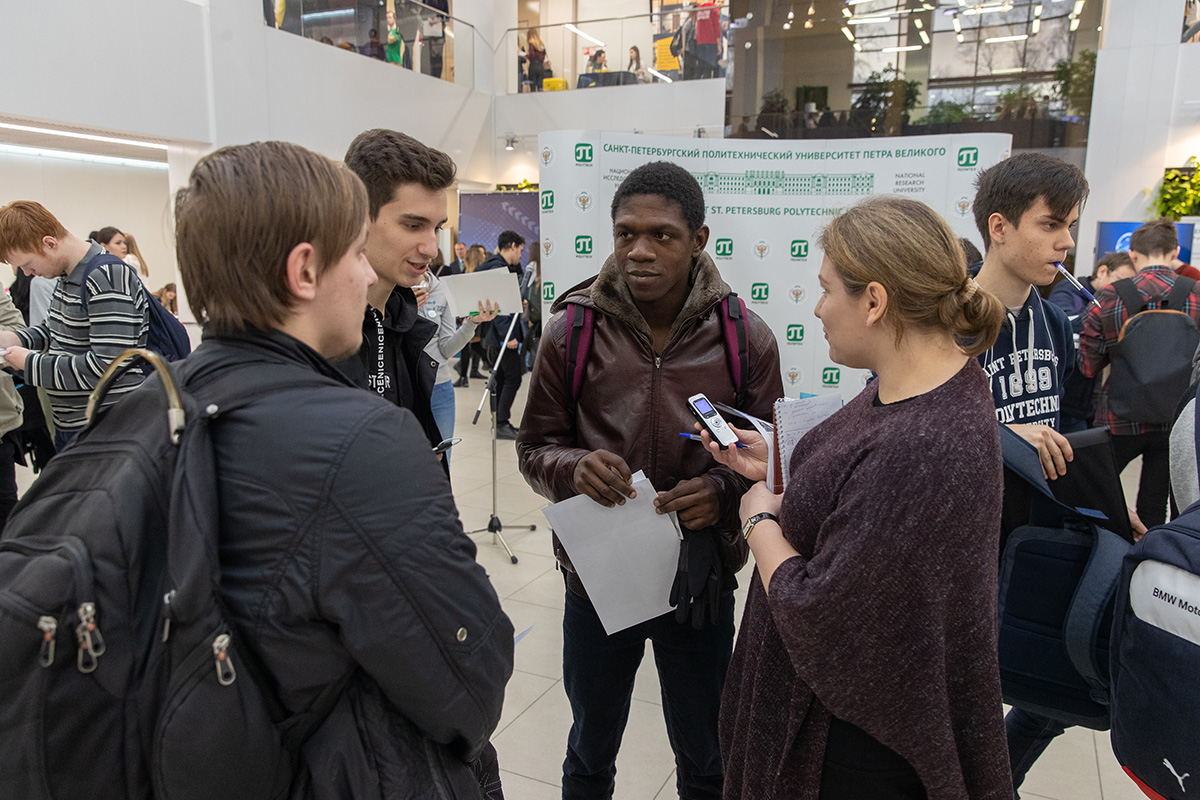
[668,529,723,629]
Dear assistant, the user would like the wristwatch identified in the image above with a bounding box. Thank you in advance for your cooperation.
[741,512,779,540]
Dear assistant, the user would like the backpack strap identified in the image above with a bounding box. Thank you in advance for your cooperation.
[720,292,750,407]
[1063,525,1129,699]
[77,252,132,313]
[1164,276,1197,311]
[564,303,594,404]
[1111,278,1145,322]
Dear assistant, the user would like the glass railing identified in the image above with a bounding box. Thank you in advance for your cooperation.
[264,0,476,90]
[729,100,1089,149]
[504,5,730,94]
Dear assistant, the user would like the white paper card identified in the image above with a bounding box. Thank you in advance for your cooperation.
[541,471,682,635]
[439,270,524,318]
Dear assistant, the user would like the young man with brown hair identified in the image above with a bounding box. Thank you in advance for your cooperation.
[339,128,458,451]
[0,201,148,448]
[1081,216,1200,527]
[172,140,512,796]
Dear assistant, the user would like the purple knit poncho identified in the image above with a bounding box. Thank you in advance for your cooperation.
[720,360,1013,800]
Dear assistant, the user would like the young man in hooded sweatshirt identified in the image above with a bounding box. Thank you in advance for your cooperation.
[972,152,1089,797]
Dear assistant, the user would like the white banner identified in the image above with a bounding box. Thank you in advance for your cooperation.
[537,131,1012,400]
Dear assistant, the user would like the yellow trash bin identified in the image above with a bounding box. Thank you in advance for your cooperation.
[543,77,567,91]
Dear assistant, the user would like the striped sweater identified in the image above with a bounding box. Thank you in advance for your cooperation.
[15,244,149,431]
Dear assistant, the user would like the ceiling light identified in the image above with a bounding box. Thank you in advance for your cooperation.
[841,26,855,40]
[842,7,852,16]
[808,2,816,14]
[1034,3,1043,15]
[0,143,168,170]
[0,121,168,151]
[992,66,1028,73]
[746,11,753,19]
[914,18,923,28]
[783,21,792,29]
[1069,16,1080,29]
[984,33,1028,42]
[1031,18,1040,33]
[952,15,962,31]
[882,44,922,51]
[564,23,604,46]
[788,9,795,19]
[956,31,965,42]
[805,18,813,27]
[504,135,516,151]
[1073,0,1085,14]
[848,16,891,24]
[853,41,863,50]
[919,29,930,43]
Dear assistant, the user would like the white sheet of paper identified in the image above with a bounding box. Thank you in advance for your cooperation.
[541,471,682,635]
[439,270,524,318]
[775,394,842,489]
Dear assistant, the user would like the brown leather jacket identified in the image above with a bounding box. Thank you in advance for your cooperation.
[516,252,783,585]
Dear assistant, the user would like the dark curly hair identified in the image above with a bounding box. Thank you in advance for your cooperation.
[344,129,456,220]
[611,161,705,234]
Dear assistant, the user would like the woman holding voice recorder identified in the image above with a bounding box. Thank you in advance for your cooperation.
[702,196,1014,800]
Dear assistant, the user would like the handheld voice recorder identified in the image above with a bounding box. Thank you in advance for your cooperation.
[687,393,739,450]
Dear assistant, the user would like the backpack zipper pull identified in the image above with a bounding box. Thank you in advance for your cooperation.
[37,616,57,667]
[161,590,176,642]
[213,633,236,686]
[75,602,106,673]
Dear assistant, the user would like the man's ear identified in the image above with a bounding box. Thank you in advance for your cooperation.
[41,235,58,254]
[285,242,320,302]
[987,212,1010,248]
[864,281,888,326]
[692,224,710,256]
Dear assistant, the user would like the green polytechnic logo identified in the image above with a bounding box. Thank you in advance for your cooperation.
[822,367,841,386]
[750,283,769,301]
[540,190,554,211]
[574,143,594,163]
[786,324,805,344]
[714,238,733,257]
[790,239,809,259]
[957,147,979,168]
[542,282,555,303]
[575,235,593,255]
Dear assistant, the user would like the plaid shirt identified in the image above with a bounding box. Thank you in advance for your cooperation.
[1079,265,1200,435]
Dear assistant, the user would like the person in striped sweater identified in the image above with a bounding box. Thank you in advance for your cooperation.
[0,201,149,449]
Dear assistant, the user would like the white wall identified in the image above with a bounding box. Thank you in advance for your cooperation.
[0,152,175,291]
[1076,0,1200,265]
[492,79,728,185]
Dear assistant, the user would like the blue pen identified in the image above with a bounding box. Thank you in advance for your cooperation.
[679,432,748,449]
[1055,262,1102,309]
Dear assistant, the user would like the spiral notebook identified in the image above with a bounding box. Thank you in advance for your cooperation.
[715,393,842,493]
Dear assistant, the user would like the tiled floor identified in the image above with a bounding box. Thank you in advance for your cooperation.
[446,376,1149,800]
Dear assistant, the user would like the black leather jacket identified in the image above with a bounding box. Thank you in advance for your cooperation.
[184,330,512,799]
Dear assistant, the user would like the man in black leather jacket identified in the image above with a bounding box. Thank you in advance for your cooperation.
[173,140,513,798]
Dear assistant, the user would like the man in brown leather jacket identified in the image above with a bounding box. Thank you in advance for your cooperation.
[516,162,782,800]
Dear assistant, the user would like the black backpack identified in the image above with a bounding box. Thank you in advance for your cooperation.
[79,252,192,362]
[1106,276,1199,425]
[996,426,1132,729]
[0,349,345,800]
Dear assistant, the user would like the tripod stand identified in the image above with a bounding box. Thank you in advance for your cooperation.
[468,312,535,564]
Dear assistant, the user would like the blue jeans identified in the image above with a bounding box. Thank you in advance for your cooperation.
[1005,707,1067,797]
[561,586,733,800]
[429,381,455,464]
